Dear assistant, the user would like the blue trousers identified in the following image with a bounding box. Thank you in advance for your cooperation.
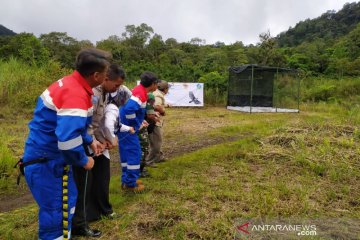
[118,132,141,187]
[25,160,77,240]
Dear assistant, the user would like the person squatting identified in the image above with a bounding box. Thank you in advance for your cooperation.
[20,47,171,239]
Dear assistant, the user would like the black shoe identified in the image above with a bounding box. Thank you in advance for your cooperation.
[140,170,151,178]
[146,162,158,168]
[72,227,102,238]
[154,158,165,163]
[104,212,121,219]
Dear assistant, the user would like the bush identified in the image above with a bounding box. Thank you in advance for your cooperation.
[199,71,228,105]
[302,77,360,102]
[305,84,336,102]
[0,58,70,108]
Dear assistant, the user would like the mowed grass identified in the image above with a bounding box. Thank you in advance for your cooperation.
[0,104,359,239]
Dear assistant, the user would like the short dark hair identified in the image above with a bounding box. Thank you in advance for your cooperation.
[140,71,159,87]
[158,80,169,91]
[75,48,112,77]
[108,64,126,81]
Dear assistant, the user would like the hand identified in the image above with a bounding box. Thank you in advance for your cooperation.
[90,139,105,156]
[154,105,165,114]
[83,157,94,170]
[105,140,116,149]
[146,114,157,123]
[129,127,135,134]
[142,120,149,128]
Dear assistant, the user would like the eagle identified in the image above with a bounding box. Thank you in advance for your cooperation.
[189,91,201,104]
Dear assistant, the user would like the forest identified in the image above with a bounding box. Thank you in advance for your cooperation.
[1,2,360,102]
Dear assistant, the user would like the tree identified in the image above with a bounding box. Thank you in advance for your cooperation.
[39,32,81,68]
[164,38,178,49]
[198,71,228,103]
[189,37,206,46]
[96,35,125,63]
[226,43,248,66]
[252,31,286,67]
[0,33,49,64]
[147,34,165,60]
[122,23,154,48]
[121,23,154,61]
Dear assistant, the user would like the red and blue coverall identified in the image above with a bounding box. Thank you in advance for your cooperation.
[118,84,148,187]
[23,71,94,240]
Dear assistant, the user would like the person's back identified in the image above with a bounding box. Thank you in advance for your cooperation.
[24,72,93,165]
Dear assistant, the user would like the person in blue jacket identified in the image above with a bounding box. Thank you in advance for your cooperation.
[22,48,111,240]
[118,71,159,192]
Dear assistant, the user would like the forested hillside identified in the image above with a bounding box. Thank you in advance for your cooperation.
[277,2,360,47]
[0,2,360,102]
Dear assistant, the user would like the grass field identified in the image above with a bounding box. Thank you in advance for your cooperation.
[0,102,359,239]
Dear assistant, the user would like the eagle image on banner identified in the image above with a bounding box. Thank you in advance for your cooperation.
[165,82,204,107]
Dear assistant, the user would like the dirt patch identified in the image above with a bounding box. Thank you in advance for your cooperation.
[0,136,241,213]
[0,191,35,213]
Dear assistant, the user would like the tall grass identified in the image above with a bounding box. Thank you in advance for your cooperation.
[0,58,70,108]
[0,106,30,193]
[0,128,16,190]
[301,76,360,103]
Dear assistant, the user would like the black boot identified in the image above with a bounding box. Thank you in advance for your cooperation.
[72,227,102,238]
[139,169,151,178]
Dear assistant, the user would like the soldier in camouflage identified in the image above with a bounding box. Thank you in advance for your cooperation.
[139,93,159,177]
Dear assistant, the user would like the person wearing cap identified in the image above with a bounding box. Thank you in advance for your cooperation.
[146,80,170,166]
[72,64,125,237]
[118,71,159,192]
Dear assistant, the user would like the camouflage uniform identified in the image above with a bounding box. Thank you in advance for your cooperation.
[139,127,150,173]
[139,93,156,176]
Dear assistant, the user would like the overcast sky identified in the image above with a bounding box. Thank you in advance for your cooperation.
[0,0,354,45]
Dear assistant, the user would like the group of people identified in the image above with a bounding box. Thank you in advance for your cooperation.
[21,48,170,239]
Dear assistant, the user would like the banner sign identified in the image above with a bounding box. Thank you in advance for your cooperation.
[165,82,204,107]
[136,81,204,107]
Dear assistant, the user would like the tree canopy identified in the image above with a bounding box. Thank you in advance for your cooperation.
[0,2,360,89]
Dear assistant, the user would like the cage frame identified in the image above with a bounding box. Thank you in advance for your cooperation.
[227,64,301,113]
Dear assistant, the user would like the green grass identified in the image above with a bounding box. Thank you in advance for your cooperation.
[0,58,70,108]
[0,102,359,239]
[0,60,359,238]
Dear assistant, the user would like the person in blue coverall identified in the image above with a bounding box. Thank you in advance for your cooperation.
[118,71,159,192]
[22,48,111,240]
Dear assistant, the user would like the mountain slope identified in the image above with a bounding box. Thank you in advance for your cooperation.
[277,2,360,47]
[0,25,16,36]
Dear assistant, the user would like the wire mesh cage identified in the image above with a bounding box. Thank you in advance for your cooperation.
[227,65,300,113]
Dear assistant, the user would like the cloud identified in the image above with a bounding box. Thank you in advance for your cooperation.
[0,0,351,45]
